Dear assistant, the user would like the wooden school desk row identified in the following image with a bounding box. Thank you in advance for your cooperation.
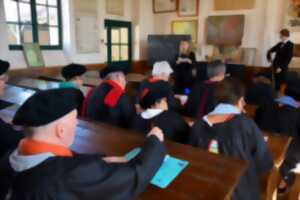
[0,100,246,200]
[0,83,292,199]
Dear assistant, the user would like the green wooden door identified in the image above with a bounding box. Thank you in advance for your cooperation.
[105,20,132,72]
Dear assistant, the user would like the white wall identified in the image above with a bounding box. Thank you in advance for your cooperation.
[0,0,68,68]
[148,0,293,67]
[0,0,135,69]
[1,0,299,69]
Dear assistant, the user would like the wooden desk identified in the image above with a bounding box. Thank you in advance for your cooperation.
[0,85,35,106]
[0,105,247,200]
[8,77,91,96]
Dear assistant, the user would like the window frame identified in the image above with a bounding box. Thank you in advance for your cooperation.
[5,0,63,51]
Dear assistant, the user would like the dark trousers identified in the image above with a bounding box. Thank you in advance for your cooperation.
[274,69,287,91]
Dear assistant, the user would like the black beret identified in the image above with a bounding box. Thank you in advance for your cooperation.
[13,88,81,127]
[99,65,126,79]
[0,60,10,76]
[140,88,169,110]
[61,63,87,80]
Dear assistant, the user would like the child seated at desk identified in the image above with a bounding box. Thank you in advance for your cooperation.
[0,88,166,200]
[184,60,226,118]
[139,61,181,111]
[188,78,273,200]
[258,86,300,192]
[132,87,189,144]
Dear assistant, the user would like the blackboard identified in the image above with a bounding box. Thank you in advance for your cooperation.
[147,35,192,67]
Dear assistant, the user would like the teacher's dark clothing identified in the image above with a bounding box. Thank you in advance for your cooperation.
[267,41,294,90]
[174,52,196,94]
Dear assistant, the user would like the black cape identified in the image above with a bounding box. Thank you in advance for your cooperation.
[188,115,273,200]
[0,136,166,200]
[139,79,181,111]
[85,83,135,128]
[245,83,275,106]
[131,110,189,144]
[184,81,218,118]
[258,103,300,183]
[0,118,24,159]
[173,52,196,94]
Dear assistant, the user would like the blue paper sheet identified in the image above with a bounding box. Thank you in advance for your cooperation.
[125,148,189,189]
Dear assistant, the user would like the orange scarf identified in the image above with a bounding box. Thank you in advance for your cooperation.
[19,138,73,157]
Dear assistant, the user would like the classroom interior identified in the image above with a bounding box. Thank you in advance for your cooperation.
[1,0,300,199]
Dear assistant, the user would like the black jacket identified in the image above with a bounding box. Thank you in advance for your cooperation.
[0,136,166,200]
[267,41,294,71]
[85,83,135,128]
[0,118,24,158]
[131,110,189,143]
[188,115,273,200]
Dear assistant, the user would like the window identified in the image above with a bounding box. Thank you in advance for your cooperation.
[105,20,132,70]
[4,0,62,50]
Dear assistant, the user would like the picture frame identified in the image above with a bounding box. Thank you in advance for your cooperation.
[284,0,300,32]
[153,0,177,13]
[106,0,124,16]
[171,20,198,43]
[177,0,199,17]
[23,43,45,68]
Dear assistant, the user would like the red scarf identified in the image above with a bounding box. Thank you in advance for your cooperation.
[80,80,125,117]
[19,139,73,157]
[103,80,125,108]
[148,77,159,83]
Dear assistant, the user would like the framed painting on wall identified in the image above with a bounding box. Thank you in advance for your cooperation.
[206,15,245,46]
[153,0,177,13]
[23,43,45,68]
[214,0,255,10]
[171,20,198,43]
[177,0,199,17]
[106,0,124,16]
[284,0,300,31]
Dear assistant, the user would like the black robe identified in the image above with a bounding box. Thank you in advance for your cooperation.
[85,82,135,128]
[0,136,166,200]
[173,52,196,94]
[245,83,275,106]
[184,80,218,118]
[258,103,300,184]
[188,115,273,200]
[139,79,181,111]
[0,118,24,159]
[131,110,189,143]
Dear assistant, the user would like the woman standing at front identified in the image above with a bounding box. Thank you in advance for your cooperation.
[174,40,196,94]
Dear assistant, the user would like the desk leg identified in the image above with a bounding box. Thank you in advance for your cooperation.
[288,173,300,200]
[265,167,281,200]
